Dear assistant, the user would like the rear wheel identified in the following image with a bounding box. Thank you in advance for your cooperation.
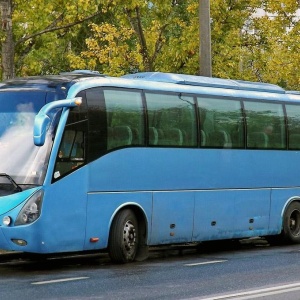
[282,202,300,243]
[109,209,139,263]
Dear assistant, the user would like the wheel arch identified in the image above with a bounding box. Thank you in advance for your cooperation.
[109,202,149,260]
[280,197,300,243]
[281,197,300,219]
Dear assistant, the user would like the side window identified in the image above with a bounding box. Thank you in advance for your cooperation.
[105,89,144,150]
[286,104,300,150]
[146,92,197,147]
[244,101,286,149]
[58,130,84,159]
[53,91,88,181]
[54,125,86,180]
[197,97,243,148]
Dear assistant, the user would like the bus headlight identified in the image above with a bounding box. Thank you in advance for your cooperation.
[2,216,12,226]
[15,190,44,226]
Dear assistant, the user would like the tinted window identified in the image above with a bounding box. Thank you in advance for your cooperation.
[105,89,144,150]
[197,97,243,148]
[146,92,197,147]
[244,101,285,149]
[286,104,300,150]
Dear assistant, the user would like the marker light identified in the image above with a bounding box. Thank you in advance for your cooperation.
[74,97,82,106]
[2,216,12,226]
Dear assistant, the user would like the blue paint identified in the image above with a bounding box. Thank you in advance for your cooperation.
[1,71,300,255]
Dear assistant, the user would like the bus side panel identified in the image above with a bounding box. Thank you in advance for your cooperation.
[149,191,194,245]
[269,188,300,235]
[88,148,204,192]
[193,189,271,241]
[193,191,235,241]
[234,189,270,237]
[84,192,152,250]
[88,149,300,192]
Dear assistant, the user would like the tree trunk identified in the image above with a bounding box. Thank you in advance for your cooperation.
[124,7,153,72]
[0,0,14,80]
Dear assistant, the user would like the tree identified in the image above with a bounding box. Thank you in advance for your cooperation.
[68,0,199,76]
[240,0,300,89]
[2,0,300,91]
[0,0,104,80]
[208,0,261,79]
[0,0,14,79]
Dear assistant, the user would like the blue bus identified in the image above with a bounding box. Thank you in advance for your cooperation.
[1,70,300,263]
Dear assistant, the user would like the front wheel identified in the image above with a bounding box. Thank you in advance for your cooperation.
[109,209,139,263]
[282,202,300,243]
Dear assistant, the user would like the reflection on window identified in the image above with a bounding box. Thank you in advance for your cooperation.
[105,89,144,150]
[54,130,85,179]
[198,97,243,148]
[146,93,196,147]
[286,105,300,150]
[58,130,84,159]
[0,99,52,185]
[244,101,285,149]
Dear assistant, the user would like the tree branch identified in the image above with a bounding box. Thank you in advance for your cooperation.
[15,11,102,46]
[150,23,169,66]
[124,6,152,71]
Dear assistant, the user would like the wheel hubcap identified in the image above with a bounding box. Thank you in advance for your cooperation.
[123,220,136,252]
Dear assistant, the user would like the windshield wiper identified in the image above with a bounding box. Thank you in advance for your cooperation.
[0,173,22,193]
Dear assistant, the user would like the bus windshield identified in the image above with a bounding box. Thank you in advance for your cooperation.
[0,90,56,187]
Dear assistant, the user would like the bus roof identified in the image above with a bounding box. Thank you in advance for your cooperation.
[0,70,293,96]
[122,72,286,94]
[0,70,105,91]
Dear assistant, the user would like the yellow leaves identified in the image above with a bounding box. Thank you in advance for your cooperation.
[88,23,134,42]
[13,0,99,33]
[266,0,299,14]
[67,53,87,70]
[187,3,198,14]
[76,22,141,76]
[10,0,300,90]
[236,1,300,89]
[20,60,41,76]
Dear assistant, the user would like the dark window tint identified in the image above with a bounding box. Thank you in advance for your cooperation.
[54,124,86,180]
[244,101,285,149]
[104,89,144,150]
[286,104,300,150]
[53,91,88,181]
[146,92,197,147]
[197,97,243,148]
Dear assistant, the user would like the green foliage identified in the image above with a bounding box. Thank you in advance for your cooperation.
[4,0,300,90]
[239,0,300,89]
[10,0,100,76]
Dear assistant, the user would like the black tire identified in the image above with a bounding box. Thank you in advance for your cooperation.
[109,209,139,263]
[282,202,300,243]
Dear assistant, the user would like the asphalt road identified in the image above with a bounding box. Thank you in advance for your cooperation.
[1,239,300,300]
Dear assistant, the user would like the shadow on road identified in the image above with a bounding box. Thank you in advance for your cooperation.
[0,237,270,272]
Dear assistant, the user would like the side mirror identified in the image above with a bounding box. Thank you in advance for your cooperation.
[33,114,51,146]
[33,97,82,146]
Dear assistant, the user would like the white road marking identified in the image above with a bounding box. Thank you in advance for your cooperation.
[32,277,89,285]
[185,260,227,266]
[195,282,300,300]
